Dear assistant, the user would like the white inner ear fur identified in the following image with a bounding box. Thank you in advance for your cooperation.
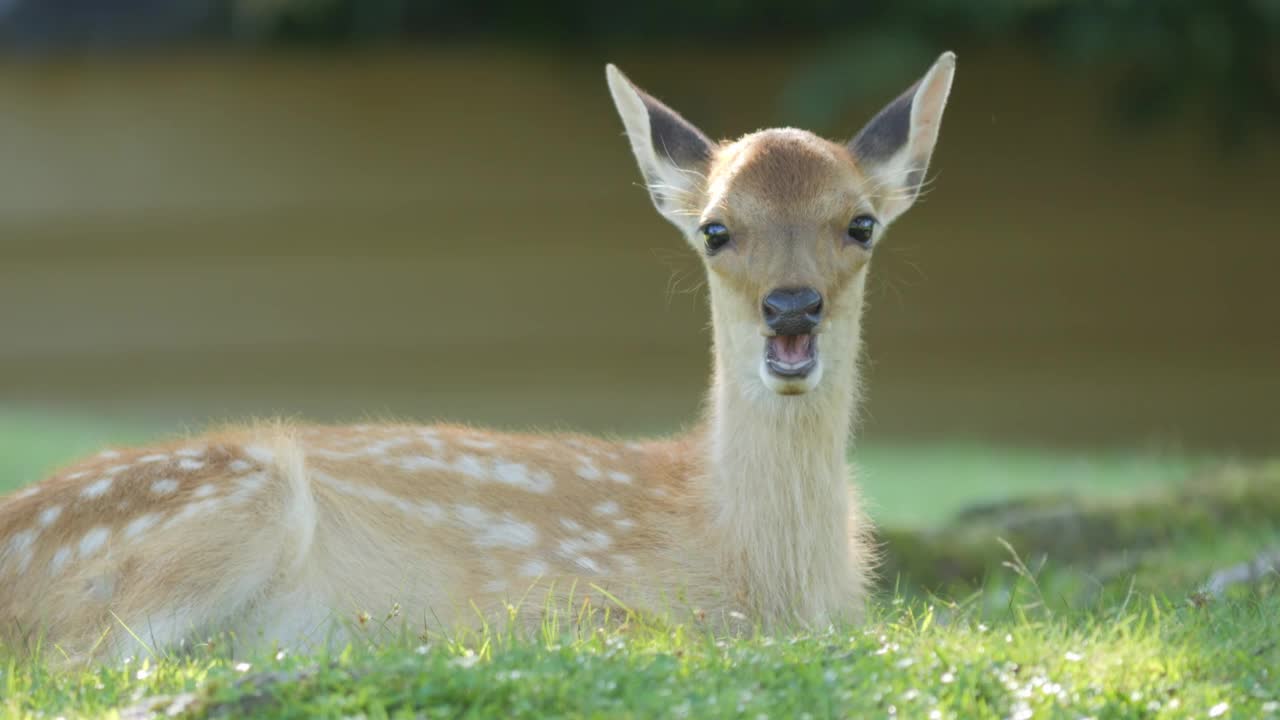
[605,65,704,236]
[867,52,956,224]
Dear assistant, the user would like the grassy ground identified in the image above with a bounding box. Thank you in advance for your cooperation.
[2,411,1277,718]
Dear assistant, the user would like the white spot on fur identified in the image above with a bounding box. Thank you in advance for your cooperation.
[398,455,448,472]
[124,513,159,540]
[13,486,40,501]
[165,498,224,527]
[519,559,549,577]
[66,471,88,481]
[555,535,604,573]
[454,506,538,548]
[593,500,620,516]
[560,518,583,532]
[243,444,275,464]
[79,527,110,558]
[177,459,205,472]
[81,477,113,499]
[416,429,445,452]
[615,518,636,531]
[456,505,487,527]
[483,519,540,550]
[175,447,204,458]
[151,478,179,495]
[230,472,268,503]
[5,530,36,572]
[492,460,553,493]
[365,437,411,456]
[607,471,633,484]
[98,450,122,460]
[624,442,644,451]
[104,464,132,476]
[50,547,72,574]
[459,437,497,450]
[584,531,612,549]
[38,506,63,527]
[453,454,487,480]
[310,448,360,461]
[193,484,217,498]
[139,454,168,464]
[575,456,602,481]
[418,501,446,525]
[228,459,252,474]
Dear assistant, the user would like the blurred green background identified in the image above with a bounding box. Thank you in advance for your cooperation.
[0,1,1277,498]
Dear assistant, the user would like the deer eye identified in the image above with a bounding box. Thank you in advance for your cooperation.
[847,215,877,247]
[700,222,732,254]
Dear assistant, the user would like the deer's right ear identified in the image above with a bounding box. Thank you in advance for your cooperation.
[606,64,714,235]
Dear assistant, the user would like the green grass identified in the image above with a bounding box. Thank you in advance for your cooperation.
[855,443,1206,526]
[2,410,1278,718]
[4,594,1278,718]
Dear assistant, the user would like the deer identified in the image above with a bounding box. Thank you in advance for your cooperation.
[0,52,955,663]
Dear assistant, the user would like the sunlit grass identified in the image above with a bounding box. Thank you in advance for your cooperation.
[3,591,1276,719]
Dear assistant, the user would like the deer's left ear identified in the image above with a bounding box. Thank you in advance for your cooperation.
[850,52,956,224]
[606,64,715,236]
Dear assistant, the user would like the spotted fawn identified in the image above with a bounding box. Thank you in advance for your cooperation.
[0,53,956,661]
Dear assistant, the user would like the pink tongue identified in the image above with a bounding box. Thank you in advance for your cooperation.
[772,335,812,364]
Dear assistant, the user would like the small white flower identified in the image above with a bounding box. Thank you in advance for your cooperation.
[1064,651,1084,662]
[1209,702,1229,718]
[234,662,252,673]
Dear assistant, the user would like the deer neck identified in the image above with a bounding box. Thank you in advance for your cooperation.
[697,284,866,624]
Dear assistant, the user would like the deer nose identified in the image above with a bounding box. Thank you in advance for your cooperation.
[762,287,823,334]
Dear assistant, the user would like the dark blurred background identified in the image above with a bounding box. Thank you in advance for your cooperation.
[0,0,1277,454]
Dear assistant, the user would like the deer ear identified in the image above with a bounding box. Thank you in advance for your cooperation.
[850,52,956,224]
[606,64,715,235]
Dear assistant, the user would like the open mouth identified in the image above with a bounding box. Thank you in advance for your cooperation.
[765,334,818,378]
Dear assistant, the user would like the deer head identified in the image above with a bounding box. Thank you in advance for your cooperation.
[607,54,955,399]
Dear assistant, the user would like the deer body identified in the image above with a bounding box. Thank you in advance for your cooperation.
[0,53,955,660]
